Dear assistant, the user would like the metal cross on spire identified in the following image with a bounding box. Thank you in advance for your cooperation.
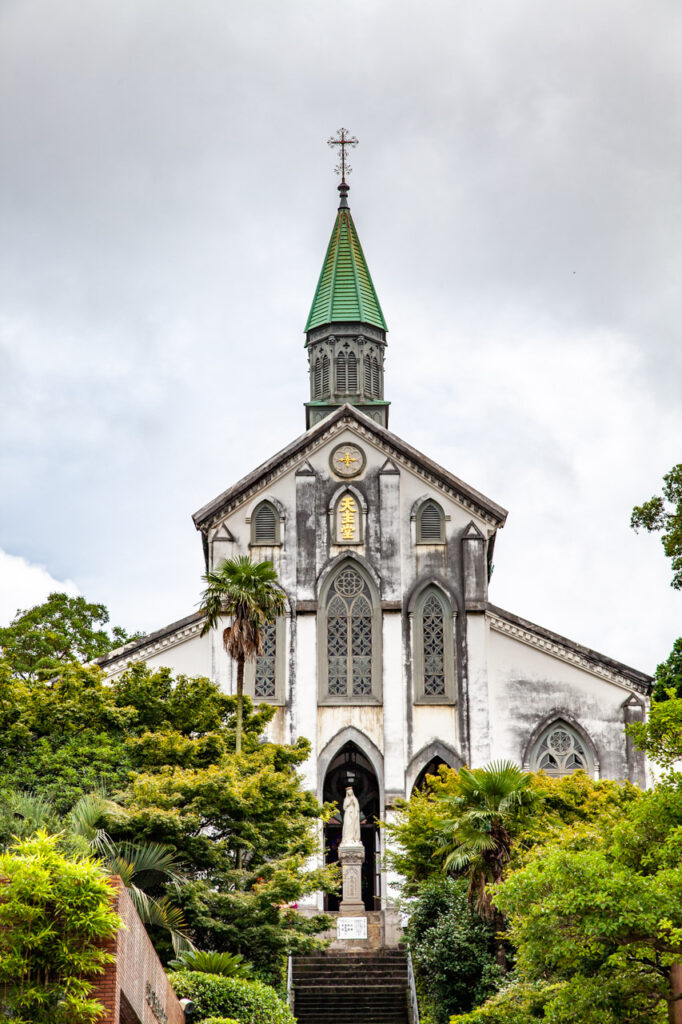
[328,128,358,184]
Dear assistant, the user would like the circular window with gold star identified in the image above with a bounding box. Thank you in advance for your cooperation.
[330,443,365,478]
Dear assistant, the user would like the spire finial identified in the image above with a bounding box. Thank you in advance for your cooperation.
[328,127,358,187]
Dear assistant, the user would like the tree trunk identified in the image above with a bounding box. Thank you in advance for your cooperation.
[669,963,682,1024]
[236,656,245,754]
[492,908,508,974]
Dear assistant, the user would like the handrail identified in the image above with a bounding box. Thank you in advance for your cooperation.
[406,950,420,1024]
[286,953,294,1013]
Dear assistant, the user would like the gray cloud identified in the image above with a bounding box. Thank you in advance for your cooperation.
[1,0,680,671]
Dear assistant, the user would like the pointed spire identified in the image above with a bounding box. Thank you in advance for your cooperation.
[305,187,387,333]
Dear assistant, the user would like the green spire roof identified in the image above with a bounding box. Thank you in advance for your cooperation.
[305,192,387,333]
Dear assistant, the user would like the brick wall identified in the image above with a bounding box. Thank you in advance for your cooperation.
[92,878,185,1024]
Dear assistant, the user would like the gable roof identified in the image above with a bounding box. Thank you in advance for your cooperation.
[192,404,508,533]
[305,202,387,333]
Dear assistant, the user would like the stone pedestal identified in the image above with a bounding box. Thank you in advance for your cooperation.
[338,841,365,915]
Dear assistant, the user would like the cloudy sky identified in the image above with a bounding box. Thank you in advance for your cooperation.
[1,0,680,674]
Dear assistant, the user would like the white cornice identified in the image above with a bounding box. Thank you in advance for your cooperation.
[207,416,499,531]
[487,612,648,695]
[101,619,205,677]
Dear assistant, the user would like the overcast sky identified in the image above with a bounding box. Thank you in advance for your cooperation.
[1,0,680,674]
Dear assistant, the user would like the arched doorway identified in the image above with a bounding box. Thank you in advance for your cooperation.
[412,755,452,794]
[323,741,381,912]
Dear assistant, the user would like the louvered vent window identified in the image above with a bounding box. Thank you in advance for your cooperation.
[347,352,358,392]
[337,353,347,392]
[372,357,380,398]
[253,502,277,544]
[322,355,330,396]
[364,355,372,395]
[418,501,444,543]
[313,359,322,399]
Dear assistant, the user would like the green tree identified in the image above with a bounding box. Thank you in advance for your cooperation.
[200,557,286,754]
[111,732,337,981]
[631,463,682,590]
[0,831,122,1024]
[0,592,139,681]
[404,876,501,1024]
[435,762,534,970]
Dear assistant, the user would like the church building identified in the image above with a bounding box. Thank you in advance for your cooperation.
[98,164,651,925]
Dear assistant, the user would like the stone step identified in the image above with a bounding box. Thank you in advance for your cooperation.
[292,951,409,1024]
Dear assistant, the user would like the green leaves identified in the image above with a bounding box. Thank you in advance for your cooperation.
[0,591,139,681]
[0,832,121,1024]
[631,462,682,590]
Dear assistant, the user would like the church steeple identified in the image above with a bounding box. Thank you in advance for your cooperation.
[305,133,389,429]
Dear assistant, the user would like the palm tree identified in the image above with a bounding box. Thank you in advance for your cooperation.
[200,556,285,754]
[435,761,534,969]
[5,790,193,953]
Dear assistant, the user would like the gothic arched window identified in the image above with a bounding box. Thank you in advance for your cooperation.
[245,616,286,704]
[347,352,358,392]
[251,500,279,545]
[337,352,347,392]
[531,721,593,777]
[417,499,445,543]
[321,565,379,702]
[414,586,455,703]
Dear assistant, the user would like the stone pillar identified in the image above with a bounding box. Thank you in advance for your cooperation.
[338,841,365,915]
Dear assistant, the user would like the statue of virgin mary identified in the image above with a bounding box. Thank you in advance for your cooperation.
[341,786,361,844]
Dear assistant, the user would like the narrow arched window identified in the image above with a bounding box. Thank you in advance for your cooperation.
[313,359,322,399]
[414,586,455,702]
[531,722,592,777]
[337,352,347,392]
[417,500,445,543]
[252,500,279,545]
[347,352,358,392]
[422,593,445,695]
[254,621,277,698]
[322,354,330,396]
[326,567,373,698]
[372,357,380,398]
[246,616,285,703]
[364,355,372,395]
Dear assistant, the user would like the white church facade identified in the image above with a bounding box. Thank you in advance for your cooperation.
[98,175,651,919]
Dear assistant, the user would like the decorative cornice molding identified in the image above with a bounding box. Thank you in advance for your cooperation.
[100,618,205,676]
[487,612,650,695]
[202,414,501,532]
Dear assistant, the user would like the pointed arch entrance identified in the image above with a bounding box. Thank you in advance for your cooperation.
[322,741,381,912]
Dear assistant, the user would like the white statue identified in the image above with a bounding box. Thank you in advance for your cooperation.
[341,786,361,844]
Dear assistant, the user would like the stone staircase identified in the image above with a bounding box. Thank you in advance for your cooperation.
[291,950,410,1024]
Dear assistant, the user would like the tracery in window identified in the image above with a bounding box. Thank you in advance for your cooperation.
[327,567,373,697]
[252,501,278,544]
[414,585,455,702]
[532,722,590,777]
[422,593,446,695]
[254,622,276,698]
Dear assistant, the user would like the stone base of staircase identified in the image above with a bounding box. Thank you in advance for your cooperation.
[292,950,410,1024]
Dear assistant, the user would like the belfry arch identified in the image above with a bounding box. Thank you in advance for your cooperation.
[321,738,382,912]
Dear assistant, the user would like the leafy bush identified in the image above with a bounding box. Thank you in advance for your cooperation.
[0,831,122,1024]
[405,876,502,1024]
[170,971,295,1024]
[168,949,254,977]
[200,1019,241,1024]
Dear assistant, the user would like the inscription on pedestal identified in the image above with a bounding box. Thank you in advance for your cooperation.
[337,916,368,940]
